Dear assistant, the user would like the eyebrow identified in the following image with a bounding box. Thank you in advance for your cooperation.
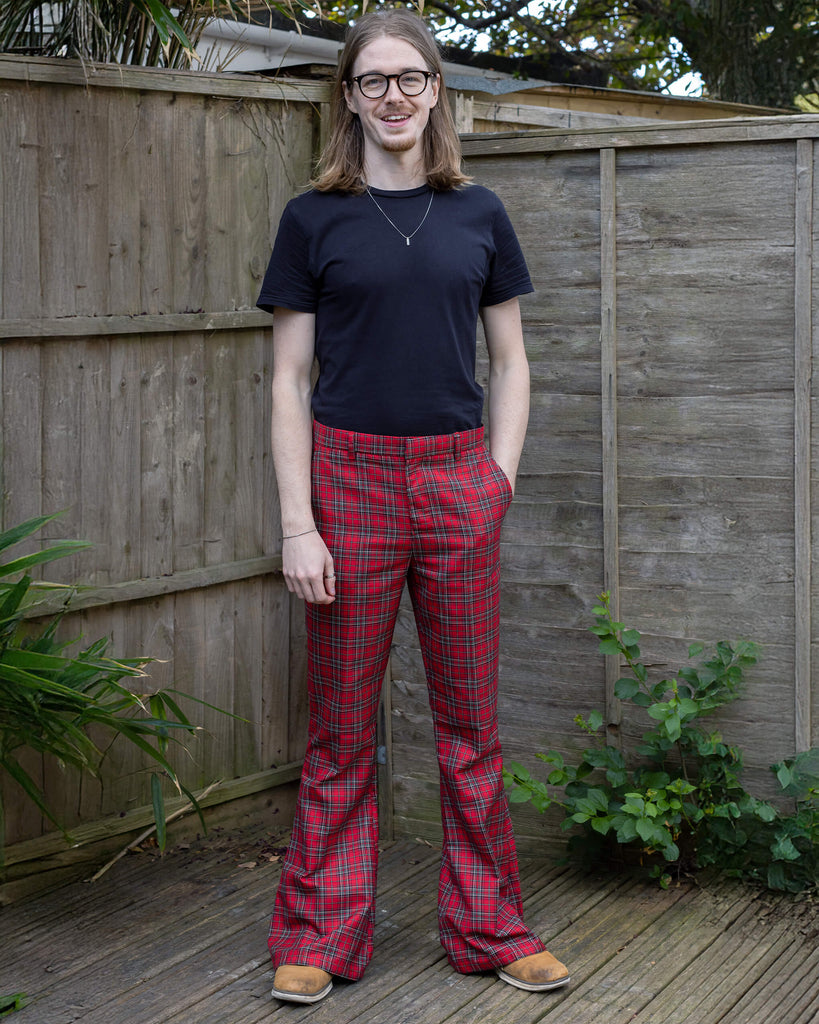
[356,67,427,76]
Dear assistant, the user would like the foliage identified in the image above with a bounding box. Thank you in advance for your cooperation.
[0,993,27,1018]
[504,593,819,892]
[0,513,222,856]
[303,0,818,107]
[3,1,816,105]
[0,0,300,67]
[629,0,819,108]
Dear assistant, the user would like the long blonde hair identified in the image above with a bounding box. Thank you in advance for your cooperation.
[311,9,471,193]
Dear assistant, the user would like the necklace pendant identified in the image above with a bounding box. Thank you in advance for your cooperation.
[406,237,410,246]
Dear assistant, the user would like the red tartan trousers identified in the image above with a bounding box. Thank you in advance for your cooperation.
[268,422,545,980]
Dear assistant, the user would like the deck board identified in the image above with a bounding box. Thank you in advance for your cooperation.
[0,823,816,1024]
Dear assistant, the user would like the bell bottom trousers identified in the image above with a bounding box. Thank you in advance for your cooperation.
[268,421,545,980]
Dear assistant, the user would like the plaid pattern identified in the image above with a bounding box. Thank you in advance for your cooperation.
[268,422,545,979]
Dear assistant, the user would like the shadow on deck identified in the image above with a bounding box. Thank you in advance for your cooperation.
[1,822,818,1023]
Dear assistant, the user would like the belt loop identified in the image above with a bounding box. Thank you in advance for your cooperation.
[348,434,357,459]
[453,432,461,459]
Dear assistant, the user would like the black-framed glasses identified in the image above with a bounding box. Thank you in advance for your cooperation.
[349,70,437,99]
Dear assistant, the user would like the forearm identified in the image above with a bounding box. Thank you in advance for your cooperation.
[269,307,334,604]
[487,353,530,489]
[271,374,315,536]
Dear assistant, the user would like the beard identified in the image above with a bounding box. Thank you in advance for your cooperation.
[380,134,419,153]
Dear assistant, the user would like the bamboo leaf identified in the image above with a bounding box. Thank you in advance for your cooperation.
[0,542,91,580]
[151,774,167,851]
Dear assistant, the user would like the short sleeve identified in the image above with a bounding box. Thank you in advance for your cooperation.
[479,199,534,307]
[257,200,318,314]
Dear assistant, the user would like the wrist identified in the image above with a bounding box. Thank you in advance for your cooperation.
[282,527,318,541]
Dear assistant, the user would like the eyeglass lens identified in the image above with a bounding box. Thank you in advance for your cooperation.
[357,71,431,98]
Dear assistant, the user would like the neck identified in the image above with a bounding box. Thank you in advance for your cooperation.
[363,150,427,191]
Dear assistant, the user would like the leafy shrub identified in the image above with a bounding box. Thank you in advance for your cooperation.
[504,592,819,891]
[0,513,220,855]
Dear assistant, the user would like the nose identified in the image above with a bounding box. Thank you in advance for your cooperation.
[383,77,404,101]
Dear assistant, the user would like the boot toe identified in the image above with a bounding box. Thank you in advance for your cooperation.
[271,965,333,1003]
[497,950,570,991]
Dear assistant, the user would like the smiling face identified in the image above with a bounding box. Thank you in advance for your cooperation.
[343,35,439,162]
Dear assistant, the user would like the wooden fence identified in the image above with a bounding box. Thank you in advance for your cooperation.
[2,53,818,870]
[390,115,819,852]
[0,56,324,867]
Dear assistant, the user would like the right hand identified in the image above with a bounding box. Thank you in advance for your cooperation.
[282,531,336,604]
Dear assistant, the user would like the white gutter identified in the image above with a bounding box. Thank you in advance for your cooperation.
[196,19,343,73]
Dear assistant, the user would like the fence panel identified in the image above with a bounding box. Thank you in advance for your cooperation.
[0,56,319,849]
[390,116,819,853]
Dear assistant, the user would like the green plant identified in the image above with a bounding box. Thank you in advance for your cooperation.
[0,1,301,68]
[504,593,819,892]
[0,513,220,856]
[0,993,27,1018]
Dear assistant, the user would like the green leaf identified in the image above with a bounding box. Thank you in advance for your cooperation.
[0,541,91,579]
[771,836,800,862]
[0,512,64,555]
[614,677,640,700]
[151,774,167,851]
[598,637,623,656]
[0,992,28,1016]
[132,0,193,51]
[587,709,604,732]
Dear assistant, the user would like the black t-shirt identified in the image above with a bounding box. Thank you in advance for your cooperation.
[257,183,533,436]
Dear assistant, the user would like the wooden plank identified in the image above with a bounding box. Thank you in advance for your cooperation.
[288,592,309,763]
[617,395,792,479]
[619,552,796,641]
[599,147,621,737]
[615,141,796,244]
[106,86,141,314]
[171,93,207,314]
[377,664,394,841]
[37,85,79,318]
[233,330,266,561]
[794,137,813,753]
[140,335,174,577]
[2,764,301,869]
[260,577,291,768]
[40,340,83,584]
[108,335,142,583]
[1,342,43,536]
[73,84,109,315]
[0,82,41,319]
[636,902,797,1022]
[22,555,283,619]
[233,576,265,778]
[3,832,819,1023]
[472,99,660,130]
[0,310,273,340]
[0,54,329,103]
[461,113,819,157]
[79,337,113,584]
[137,90,174,315]
[173,332,206,573]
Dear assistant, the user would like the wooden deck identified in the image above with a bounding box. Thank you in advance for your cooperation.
[2,822,818,1024]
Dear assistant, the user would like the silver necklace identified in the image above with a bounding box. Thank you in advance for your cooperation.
[366,186,434,246]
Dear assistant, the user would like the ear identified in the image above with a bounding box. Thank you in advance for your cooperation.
[429,73,440,109]
[342,80,357,113]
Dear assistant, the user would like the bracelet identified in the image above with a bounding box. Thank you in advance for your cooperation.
[281,528,318,540]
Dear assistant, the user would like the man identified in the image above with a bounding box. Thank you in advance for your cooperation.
[257,8,570,1005]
